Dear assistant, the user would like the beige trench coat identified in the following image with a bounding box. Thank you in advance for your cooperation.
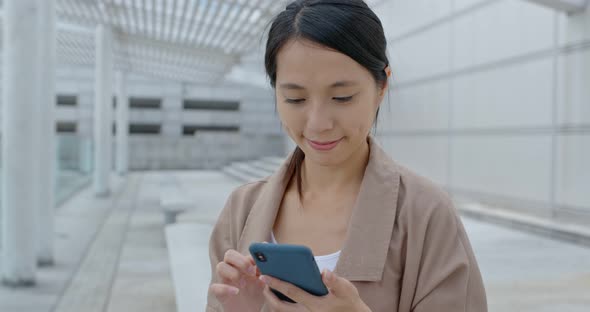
[207,136,487,312]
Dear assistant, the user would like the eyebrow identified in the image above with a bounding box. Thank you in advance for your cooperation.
[279,81,359,90]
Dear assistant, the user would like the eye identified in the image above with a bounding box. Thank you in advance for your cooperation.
[285,98,305,104]
[333,96,353,103]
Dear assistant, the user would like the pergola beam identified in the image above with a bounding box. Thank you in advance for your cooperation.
[525,0,589,13]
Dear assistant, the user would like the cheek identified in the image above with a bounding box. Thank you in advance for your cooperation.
[277,103,302,131]
[340,104,376,134]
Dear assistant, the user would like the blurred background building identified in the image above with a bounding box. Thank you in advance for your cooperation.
[0,0,589,311]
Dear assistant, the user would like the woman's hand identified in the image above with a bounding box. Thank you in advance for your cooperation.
[209,249,266,312]
[259,270,371,312]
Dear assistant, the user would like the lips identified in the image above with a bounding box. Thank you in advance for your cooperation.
[310,139,340,145]
[306,138,342,151]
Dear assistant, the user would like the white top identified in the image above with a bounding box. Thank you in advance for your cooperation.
[270,232,341,273]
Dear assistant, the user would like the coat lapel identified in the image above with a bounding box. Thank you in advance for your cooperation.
[334,137,400,281]
[236,156,292,255]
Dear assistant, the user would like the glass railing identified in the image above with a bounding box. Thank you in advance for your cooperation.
[55,134,93,206]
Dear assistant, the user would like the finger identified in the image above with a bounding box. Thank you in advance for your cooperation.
[216,262,241,285]
[245,254,262,276]
[322,269,355,297]
[262,286,300,312]
[210,283,239,302]
[224,249,257,276]
[260,275,317,307]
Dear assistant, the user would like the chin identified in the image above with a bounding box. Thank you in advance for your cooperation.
[302,147,349,167]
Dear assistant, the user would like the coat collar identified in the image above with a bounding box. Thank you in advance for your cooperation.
[237,136,400,282]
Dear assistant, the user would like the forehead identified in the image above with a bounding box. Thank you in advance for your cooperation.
[275,39,373,87]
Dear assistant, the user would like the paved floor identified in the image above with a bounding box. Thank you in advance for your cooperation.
[1,170,588,312]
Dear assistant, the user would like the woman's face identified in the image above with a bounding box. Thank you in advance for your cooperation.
[275,39,387,166]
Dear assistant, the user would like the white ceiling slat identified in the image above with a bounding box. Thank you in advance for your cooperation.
[190,0,215,45]
[121,0,134,34]
[198,0,225,45]
[49,0,291,85]
[150,0,157,38]
[129,55,223,76]
[86,0,107,24]
[181,0,201,44]
[158,0,168,41]
[57,0,81,21]
[238,0,285,52]
[160,1,169,41]
[166,0,179,42]
[127,0,138,34]
[121,33,236,65]
[217,0,263,52]
[202,0,237,48]
[174,0,191,43]
[140,0,148,36]
[97,1,113,26]
[67,0,89,21]
[104,0,126,32]
[212,1,246,49]
[225,1,271,53]
[79,0,99,23]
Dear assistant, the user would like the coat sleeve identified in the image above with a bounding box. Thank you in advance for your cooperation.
[206,191,238,312]
[409,199,488,312]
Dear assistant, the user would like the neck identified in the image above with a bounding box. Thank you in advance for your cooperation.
[300,137,370,195]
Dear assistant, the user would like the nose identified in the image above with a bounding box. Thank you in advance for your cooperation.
[306,103,334,134]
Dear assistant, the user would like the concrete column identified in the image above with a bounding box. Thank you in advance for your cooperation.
[1,0,39,286]
[34,0,57,266]
[115,71,129,175]
[93,24,113,196]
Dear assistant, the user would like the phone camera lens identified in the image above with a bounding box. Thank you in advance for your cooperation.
[255,252,267,262]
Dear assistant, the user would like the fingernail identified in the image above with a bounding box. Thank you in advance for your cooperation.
[248,266,256,276]
[231,287,239,295]
[259,275,270,285]
[325,269,333,281]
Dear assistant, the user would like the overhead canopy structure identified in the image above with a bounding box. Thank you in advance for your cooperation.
[3,0,384,85]
[525,0,589,13]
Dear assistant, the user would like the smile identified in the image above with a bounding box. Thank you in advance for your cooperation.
[306,138,343,151]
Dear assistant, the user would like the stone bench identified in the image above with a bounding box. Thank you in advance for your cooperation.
[159,176,193,224]
[160,194,193,224]
[165,223,214,312]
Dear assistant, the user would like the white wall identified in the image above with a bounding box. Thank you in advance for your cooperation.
[52,66,284,170]
[372,0,590,217]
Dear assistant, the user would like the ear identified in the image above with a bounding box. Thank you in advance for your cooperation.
[378,65,392,99]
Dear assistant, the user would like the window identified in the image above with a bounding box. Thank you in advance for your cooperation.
[182,125,240,136]
[129,123,161,135]
[129,97,162,109]
[183,99,240,111]
[56,95,77,107]
[56,122,77,133]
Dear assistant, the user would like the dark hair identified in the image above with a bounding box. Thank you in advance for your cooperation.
[264,0,390,198]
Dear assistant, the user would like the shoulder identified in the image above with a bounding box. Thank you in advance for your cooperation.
[221,179,269,227]
[208,179,269,255]
[395,164,457,229]
[369,137,454,220]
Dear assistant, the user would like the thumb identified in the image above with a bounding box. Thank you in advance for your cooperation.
[322,269,353,296]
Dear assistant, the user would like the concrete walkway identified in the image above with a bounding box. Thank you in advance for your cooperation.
[1,170,588,312]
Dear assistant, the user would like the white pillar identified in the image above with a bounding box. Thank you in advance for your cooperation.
[93,24,113,196]
[1,0,39,286]
[34,0,56,266]
[115,71,129,175]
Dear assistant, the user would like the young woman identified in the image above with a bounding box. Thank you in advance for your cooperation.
[207,1,487,311]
